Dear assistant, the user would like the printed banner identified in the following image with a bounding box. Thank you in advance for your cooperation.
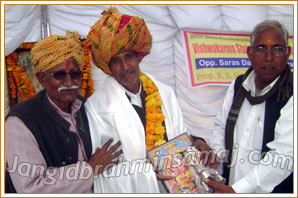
[183,30,294,87]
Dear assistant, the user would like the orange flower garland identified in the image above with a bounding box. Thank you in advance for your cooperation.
[140,73,166,150]
[6,53,17,99]
[6,51,36,102]
[80,40,94,97]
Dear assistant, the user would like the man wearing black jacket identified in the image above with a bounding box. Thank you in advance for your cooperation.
[5,31,122,193]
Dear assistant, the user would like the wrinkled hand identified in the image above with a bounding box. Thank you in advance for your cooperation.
[205,179,235,193]
[88,138,123,176]
[154,165,177,181]
[193,138,220,169]
[155,172,176,181]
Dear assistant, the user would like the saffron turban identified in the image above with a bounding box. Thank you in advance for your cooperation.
[30,31,85,73]
[87,7,152,75]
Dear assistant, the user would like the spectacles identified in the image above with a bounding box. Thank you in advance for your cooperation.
[49,70,81,81]
[252,46,288,57]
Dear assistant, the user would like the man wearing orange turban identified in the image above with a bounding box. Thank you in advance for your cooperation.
[85,7,191,193]
[87,7,152,75]
[5,31,122,193]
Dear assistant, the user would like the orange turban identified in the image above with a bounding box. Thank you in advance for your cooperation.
[87,7,152,75]
[30,31,85,73]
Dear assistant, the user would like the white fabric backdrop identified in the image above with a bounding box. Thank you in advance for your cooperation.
[4,4,294,140]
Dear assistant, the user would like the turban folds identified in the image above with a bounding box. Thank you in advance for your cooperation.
[30,31,85,73]
[87,7,152,75]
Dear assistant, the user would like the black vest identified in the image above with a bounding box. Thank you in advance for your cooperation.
[223,75,293,193]
[5,90,92,192]
[127,87,168,142]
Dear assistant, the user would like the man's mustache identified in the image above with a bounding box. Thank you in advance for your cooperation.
[120,68,136,79]
[58,85,79,92]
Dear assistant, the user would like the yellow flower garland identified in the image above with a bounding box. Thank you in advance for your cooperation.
[139,73,166,150]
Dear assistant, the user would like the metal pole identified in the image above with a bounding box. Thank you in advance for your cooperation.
[41,5,49,39]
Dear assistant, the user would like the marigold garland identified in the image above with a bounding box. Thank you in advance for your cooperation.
[139,73,166,150]
[6,40,94,105]
[6,49,36,102]
[80,40,94,97]
[6,53,18,99]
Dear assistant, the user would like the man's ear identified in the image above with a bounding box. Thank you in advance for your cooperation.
[136,53,142,64]
[36,72,46,87]
[286,46,291,58]
[137,56,142,64]
[247,46,252,60]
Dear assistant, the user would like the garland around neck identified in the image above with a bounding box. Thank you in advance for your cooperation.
[139,73,166,150]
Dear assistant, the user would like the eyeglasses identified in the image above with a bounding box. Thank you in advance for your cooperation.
[49,70,81,81]
[252,46,288,57]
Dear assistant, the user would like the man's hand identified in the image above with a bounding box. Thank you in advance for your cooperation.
[87,138,123,176]
[193,138,220,169]
[205,179,235,193]
[154,165,177,181]
[155,172,176,181]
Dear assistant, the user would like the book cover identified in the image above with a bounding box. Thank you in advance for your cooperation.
[147,133,203,193]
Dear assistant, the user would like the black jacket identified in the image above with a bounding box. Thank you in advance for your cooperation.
[5,89,92,192]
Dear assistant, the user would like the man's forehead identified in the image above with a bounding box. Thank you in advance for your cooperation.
[254,28,285,45]
[112,50,136,58]
[47,58,78,72]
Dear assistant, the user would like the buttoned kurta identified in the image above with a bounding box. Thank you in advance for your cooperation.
[209,71,293,193]
[85,72,186,193]
[5,95,93,193]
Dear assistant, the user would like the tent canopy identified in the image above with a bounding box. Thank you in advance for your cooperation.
[4,4,294,141]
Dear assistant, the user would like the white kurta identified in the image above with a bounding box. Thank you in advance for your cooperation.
[209,71,293,193]
[85,72,186,193]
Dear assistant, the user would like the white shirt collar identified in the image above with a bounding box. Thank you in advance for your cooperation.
[46,93,82,116]
[242,70,280,97]
[125,82,143,108]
